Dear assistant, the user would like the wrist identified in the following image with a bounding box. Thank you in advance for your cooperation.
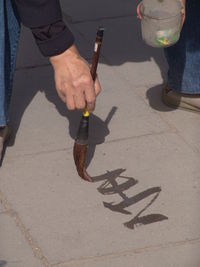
[50,44,79,66]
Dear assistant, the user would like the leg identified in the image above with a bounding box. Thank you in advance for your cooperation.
[4,0,21,124]
[163,0,200,111]
[0,0,20,159]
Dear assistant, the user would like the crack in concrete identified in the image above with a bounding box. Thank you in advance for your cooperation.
[3,129,175,161]
[0,190,51,267]
[16,63,51,71]
[63,12,136,24]
[53,237,200,267]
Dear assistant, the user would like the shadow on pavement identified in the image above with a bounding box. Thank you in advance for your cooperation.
[146,84,176,112]
[0,261,7,267]
[9,64,117,167]
[9,0,168,158]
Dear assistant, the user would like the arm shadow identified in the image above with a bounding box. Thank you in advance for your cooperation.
[10,0,169,157]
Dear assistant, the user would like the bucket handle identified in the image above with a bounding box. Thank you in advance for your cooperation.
[136,2,143,20]
[137,0,184,21]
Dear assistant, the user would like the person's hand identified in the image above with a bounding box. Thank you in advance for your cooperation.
[180,0,186,27]
[49,45,101,112]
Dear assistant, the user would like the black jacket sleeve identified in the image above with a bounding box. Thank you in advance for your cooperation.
[14,0,62,28]
[31,21,74,57]
[14,0,75,57]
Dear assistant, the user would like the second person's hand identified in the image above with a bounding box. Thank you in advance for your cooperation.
[50,44,101,112]
[180,0,186,27]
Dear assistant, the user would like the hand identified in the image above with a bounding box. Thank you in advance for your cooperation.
[180,0,186,27]
[49,45,101,112]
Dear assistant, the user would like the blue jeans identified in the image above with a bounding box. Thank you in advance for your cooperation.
[164,0,200,94]
[0,0,20,126]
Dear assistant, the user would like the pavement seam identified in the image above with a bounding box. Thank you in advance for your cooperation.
[63,12,136,24]
[4,129,175,160]
[158,114,200,155]
[52,237,200,267]
[0,190,52,267]
[16,63,51,71]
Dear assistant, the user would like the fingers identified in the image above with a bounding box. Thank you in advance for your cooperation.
[56,82,75,110]
[57,76,101,113]
[84,75,102,112]
[57,90,66,103]
[94,75,101,96]
[84,80,96,113]
[180,0,186,27]
[74,89,86,110]
[65,90,75,110]
[51,46,102,113]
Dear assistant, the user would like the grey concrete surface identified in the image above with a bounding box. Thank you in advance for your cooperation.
[53,241,200,267]
[60,0,136,23]
[0,213,43,267]
[1,0,200,266]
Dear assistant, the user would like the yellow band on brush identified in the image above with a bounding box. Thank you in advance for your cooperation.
[83,108,90,117]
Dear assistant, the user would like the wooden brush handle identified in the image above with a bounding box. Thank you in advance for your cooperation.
[90,27,104,81]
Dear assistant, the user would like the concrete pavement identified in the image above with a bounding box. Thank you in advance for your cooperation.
[0,0,200,266]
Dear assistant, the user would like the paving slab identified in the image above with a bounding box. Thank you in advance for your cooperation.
[0,213,43,267]
[0,132,199,265]
[0,205,5,213]
[53,240,200,267]
[161,110,200,153]
[60,0,136,23]
[7,63,169,158]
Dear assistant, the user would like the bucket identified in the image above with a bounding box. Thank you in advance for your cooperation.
[137,0,184,48]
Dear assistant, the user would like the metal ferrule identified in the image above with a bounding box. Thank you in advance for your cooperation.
[76,115,89,145]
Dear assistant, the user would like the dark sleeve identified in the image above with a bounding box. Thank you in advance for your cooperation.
[14,1,75,57]
[14,0,62,28]
[31,21,75,57]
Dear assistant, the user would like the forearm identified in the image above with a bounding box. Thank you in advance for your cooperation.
[14,0,74,57]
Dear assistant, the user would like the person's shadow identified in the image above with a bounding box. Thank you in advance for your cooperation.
[8,0,169,161]
[9,61,117,167]
[0,261,7,267]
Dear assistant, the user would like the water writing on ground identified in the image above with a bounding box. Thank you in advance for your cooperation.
[94,169,168,229]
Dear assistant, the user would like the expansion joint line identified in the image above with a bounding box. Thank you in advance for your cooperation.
[0,190,51,267]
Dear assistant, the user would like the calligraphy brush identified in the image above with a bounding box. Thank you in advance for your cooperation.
[73,27,105,182]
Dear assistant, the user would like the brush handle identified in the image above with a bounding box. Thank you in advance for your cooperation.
[84,27,105,115]
[76,27,104,145]
[90,27,104,81]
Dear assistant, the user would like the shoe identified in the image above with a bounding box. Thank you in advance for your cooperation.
[162,86,200,113]
[0,125,11,161]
